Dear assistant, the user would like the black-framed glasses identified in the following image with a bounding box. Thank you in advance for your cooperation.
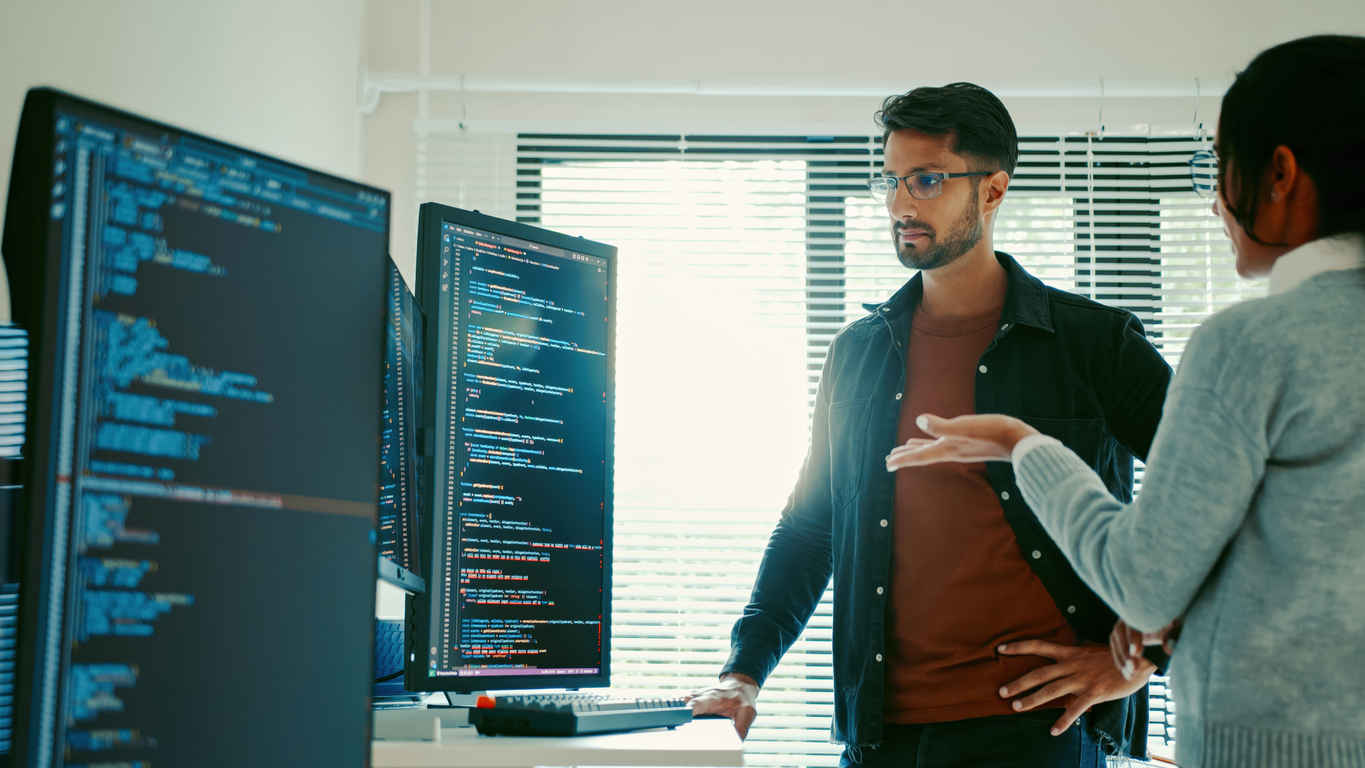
[867,171,995,203]
[1190,150,1219,198]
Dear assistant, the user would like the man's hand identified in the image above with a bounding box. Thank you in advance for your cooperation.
[885,414,1040,471]
[1110,619,1182,679]
[684,673,760,740]
[997,639,1154,736]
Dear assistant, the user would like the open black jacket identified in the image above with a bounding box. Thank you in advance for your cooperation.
[722,252,1173,755]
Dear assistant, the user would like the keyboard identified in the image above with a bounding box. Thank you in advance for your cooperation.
[468,693,693,736]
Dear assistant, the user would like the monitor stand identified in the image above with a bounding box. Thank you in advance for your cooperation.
[430,692,485,708]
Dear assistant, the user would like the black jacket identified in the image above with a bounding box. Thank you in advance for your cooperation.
[722,252,1173,755]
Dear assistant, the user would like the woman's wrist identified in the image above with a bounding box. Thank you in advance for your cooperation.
[1010,432,1062,464]
[1004,420,1040,450]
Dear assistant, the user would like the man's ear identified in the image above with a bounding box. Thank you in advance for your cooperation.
[981,171,1010,214]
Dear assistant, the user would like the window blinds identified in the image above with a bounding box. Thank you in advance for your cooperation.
[412,126,1257,764]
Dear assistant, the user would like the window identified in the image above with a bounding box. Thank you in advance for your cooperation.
[414,127,1258,764]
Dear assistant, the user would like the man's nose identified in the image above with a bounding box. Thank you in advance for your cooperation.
[888,186,919,221]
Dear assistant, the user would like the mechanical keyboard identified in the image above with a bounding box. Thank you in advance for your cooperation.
[468,693,693,736]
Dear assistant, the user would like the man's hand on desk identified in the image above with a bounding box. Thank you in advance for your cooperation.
[684,673,759,740]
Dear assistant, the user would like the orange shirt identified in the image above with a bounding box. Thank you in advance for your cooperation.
[883,302,1078,724]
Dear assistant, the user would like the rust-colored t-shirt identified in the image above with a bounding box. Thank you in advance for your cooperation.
[883,302,1078,724]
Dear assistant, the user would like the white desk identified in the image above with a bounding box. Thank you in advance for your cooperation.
[371,718,744,768]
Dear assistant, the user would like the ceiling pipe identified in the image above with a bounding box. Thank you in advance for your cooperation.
[357,72,1231,115]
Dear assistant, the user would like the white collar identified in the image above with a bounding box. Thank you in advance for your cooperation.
[1266,234,1365,296]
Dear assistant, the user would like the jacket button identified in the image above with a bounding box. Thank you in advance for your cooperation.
[876,654,883,662]
[979,365,988,374]
[879,519,888,527]
[1001,323,1009,330]
[881,307,889,313]
[1032,550,1042,559]
[1067,605,1077,614]
[895,393,902,400]
[1001,491,1010,501]
[876,587,884,595]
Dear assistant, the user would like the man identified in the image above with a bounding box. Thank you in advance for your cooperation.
[686,83,1173,766]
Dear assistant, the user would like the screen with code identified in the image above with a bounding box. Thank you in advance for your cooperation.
[3,91,386,767]
[378,259,425,593]
[413,209,614,689]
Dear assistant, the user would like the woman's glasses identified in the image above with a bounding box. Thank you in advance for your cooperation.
[1190,150,1219,198]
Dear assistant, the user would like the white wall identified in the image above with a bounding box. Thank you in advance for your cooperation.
[0,0,370,321]
[368,0,1365,84]
[362,0,1365,267]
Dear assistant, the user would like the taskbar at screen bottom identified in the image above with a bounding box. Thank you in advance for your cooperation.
[435,667,601,678]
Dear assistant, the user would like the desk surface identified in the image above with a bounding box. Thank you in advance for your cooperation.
[372,717,744,768]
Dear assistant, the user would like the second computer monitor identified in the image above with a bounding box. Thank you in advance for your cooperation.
[378,257,426,593]
[408,205,616,692]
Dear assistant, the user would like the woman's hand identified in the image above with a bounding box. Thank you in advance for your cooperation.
[885,414,1040,471]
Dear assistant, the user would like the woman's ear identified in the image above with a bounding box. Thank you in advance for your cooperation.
[1268,145,1300,203]
[1260,145,1320,246]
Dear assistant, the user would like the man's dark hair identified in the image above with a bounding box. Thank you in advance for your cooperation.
[874,82,1019,176]
[1219,34,1365,243]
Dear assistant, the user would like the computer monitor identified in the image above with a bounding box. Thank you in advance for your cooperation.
[1,88,387,766]
[378,258,426,593]
[406,204,616,693]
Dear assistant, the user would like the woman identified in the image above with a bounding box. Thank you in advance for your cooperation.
[885,35,1365,768]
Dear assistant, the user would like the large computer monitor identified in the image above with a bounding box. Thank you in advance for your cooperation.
[378,258,426,593]
[406,204,616,693]
[1,88,387,766]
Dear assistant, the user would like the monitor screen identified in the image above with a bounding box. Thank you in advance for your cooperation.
[407,205,615,693]
[378,258,426,593]
[1,89,386,766]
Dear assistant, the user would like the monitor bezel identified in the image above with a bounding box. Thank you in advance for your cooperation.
[378,257,427,595]
[407,203,617,694]
[1,86,393,761]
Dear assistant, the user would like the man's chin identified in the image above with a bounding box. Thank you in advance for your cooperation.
[897,244,944,271]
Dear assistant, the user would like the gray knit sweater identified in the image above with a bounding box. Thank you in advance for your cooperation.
[1011,237,1365,768]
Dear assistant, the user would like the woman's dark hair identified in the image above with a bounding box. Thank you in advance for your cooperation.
[874,83,1018,176]
[1219,35,1365,242]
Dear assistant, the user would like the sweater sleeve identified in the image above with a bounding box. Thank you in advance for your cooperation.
[1013,321,1271,632]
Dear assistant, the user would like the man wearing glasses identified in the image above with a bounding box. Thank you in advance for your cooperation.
[687,83,1175,766]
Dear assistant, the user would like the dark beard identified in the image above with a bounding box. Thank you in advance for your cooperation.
[891,187,984,270]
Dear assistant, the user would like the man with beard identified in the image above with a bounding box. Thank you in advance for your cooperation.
[686,84,1174,766]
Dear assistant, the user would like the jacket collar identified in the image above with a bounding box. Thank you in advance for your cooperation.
[861,251,1054,333]
[1267,234,1365,296]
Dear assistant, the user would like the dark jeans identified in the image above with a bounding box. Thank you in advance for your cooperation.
[839,711,1103,768]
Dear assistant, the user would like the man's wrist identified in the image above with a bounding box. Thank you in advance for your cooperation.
[721,671,759,689]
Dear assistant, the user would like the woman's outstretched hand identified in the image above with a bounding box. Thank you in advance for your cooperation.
[885,414,1041,472]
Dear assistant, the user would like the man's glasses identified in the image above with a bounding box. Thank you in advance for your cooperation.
[867,171,995,203]
[1190,150,1219,198]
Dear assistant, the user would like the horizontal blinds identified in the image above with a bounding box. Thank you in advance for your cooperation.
[0,327,27,459]
[413,128,1257,764]
[518,136,843,765]
[414,130,520,227]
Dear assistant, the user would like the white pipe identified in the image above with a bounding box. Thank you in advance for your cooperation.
[357,72,1231,115]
